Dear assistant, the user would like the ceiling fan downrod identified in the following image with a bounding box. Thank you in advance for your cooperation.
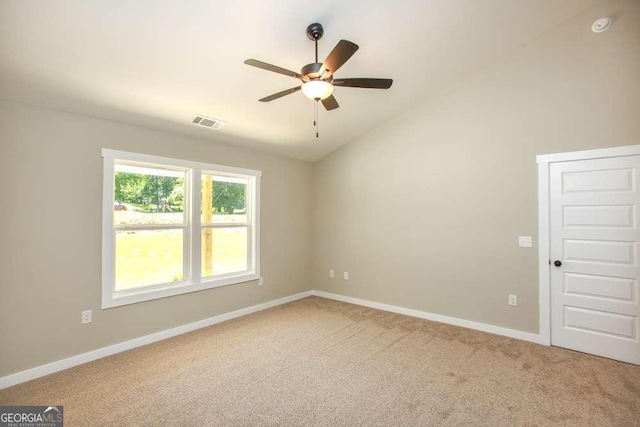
[307,23,323,70]
[307,23,324,138]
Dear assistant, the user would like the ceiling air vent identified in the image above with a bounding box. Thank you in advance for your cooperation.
[192,115,226,130]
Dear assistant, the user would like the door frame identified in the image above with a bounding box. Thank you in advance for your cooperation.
[536,144,640,346]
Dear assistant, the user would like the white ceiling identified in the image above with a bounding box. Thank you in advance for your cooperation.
[0,0,598,161]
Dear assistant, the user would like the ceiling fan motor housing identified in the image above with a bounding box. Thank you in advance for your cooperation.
[301,62,329,80]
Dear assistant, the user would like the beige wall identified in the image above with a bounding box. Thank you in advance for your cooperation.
[312,0,640,333]
[0,100,313,377]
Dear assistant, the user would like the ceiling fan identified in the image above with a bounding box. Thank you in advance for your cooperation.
[244,23,393,112]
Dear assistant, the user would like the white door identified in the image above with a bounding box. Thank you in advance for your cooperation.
[550,155,640,365]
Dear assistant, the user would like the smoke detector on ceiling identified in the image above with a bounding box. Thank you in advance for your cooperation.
[591,17,612,33]
[192,115,226,130]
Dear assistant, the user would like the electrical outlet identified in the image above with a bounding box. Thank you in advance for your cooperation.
[329,269,335,278]
[518,236,532,248]
[343,272,349,280]
[81,310,92,324]
[258,277,264,286]
[508,295,517,306]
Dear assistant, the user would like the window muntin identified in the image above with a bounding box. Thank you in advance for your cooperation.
[102,149,260,309]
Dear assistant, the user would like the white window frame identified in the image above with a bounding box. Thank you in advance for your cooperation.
[102,149,261,309]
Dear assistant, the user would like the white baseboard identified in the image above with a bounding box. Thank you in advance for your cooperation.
[0,291,313,390]
[0,289,546,390]
[311,290,546,345]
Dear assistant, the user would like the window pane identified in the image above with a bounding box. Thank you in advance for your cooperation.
[115,229,184,290]
[114,163,186,226]
[201,174,248,224]
[201,227,248,277]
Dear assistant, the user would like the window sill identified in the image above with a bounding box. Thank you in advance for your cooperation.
[101,272,260,309]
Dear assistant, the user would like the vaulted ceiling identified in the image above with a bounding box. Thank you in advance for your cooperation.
[0,0,598,161]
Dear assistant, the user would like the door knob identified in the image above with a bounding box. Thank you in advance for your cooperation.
[554,260,562,267]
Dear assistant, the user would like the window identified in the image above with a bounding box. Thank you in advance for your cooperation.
[102,149,260,308]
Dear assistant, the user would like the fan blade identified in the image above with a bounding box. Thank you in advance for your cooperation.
[320,40,359,78]
[332,78,393,89]
[259,86,301,102]
[244,59,303,79]
[321,94,339,111]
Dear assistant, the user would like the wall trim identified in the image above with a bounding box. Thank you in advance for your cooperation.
[537,160,552,346]
[536,144,640,348]
[0,291,312,390]
[536,144,640,164]
[1,288,550,390]
[312,290,546,345]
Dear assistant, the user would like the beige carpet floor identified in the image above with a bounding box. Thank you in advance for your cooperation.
[1,296,639,426]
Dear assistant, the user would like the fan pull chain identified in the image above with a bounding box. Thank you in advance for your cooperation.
[314,99,319,138]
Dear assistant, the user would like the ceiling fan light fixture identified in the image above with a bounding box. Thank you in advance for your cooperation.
[301,80,334,100]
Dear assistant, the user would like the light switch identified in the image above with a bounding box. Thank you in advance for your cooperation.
[518,236,532,248]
